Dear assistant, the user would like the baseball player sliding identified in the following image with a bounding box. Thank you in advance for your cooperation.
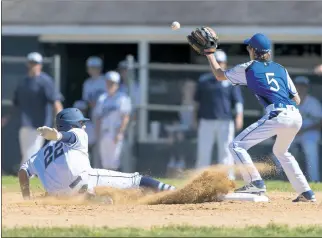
[187,27,316,202]
[95,71,130,170]
[18,108,175,199]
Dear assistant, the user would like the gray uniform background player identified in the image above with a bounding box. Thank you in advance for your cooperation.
[1,52,63,167]
[73,100,96,148]
[292,76,322,182]
[95,71,132,170]
[82,56,106,168]
[194,50,244,180]
[117,60,140,172]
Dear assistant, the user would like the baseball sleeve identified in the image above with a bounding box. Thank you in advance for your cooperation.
[285,69,298,96]
[231,86,244,114]
[224,62,253,85]
[93,94,104,119]
[194,77,203,103]
[82,80,90,102]
[120,96,132,115]
[44,76,63,103]
[311,98,322,119]
[68,128,88,151]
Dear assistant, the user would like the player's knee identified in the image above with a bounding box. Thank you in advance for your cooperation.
[272,146,286,157]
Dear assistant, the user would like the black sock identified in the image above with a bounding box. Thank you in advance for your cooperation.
[139,176,176,191]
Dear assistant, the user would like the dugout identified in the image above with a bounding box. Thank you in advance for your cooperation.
[2,1,322,177]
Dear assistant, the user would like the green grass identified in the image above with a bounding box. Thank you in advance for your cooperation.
[3,224,322,237]
[3,175,322,192]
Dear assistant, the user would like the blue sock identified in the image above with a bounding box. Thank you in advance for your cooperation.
[302,190,315,199]
[252,180,265,188]
[140,176,176,191]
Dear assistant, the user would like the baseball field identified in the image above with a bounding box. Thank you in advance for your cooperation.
[2,172,322,237]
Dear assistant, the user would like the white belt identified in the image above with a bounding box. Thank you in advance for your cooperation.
[265,104,298,114]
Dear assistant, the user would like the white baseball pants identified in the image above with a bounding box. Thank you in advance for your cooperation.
[230,107,311,194]
[19,127,44,165]
[47,169,141,196]
[87,169,141,193]
[196,119,235,179]
[99,133,123,170]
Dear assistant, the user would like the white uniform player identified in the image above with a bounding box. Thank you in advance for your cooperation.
[82,56,106,168]
[95,71,131,170]
[82,56,106,112]
[293,76,322,182]
[18,108,175,199]
[199,32,315,202]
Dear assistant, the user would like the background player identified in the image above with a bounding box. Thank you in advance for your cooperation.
[292,76,322,182]
[95,71,131,171]
[194,50,244,180]
[82,56,106,168]
[187,29,315,202]
[18,108,175,199]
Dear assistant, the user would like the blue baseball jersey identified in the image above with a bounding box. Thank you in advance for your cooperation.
[224,61,297,108]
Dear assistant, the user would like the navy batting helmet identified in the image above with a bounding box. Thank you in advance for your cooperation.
[55,108,90,132]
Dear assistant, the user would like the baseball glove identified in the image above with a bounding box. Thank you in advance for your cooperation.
[187,27,219,55]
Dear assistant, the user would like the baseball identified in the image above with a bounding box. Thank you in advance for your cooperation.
[171,21,180,30]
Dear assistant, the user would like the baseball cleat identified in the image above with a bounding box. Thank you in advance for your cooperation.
[292,190,316,202]
[234,180,266,195]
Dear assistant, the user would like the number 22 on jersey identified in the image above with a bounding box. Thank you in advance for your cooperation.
[265,73,280,92]
[44,141,64,169]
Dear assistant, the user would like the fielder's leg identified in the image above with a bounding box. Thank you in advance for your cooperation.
[196,119,216,169]
[265,109,314,202]
[229,114,276,193]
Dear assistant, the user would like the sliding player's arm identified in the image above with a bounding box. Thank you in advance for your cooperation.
[18,169,31,200]
[19,156,38,200]
[37,126,77,143]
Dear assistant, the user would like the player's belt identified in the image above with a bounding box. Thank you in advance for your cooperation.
[69,176,88,194]
[266,103,297,113]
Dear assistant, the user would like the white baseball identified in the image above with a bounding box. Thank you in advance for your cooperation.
[171,21,180,30]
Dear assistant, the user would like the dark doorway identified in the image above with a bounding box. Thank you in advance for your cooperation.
[60,43,138,107]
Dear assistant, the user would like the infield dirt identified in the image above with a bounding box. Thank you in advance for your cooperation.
[2,166,322,228]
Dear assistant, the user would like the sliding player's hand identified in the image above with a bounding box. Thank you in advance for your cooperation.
[37,126,62,141]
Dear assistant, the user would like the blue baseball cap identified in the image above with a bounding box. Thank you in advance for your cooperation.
[244,33,271,52]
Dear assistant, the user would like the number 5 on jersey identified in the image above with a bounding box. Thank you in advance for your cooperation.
[265,73,280,92]
[44,142,64,169]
